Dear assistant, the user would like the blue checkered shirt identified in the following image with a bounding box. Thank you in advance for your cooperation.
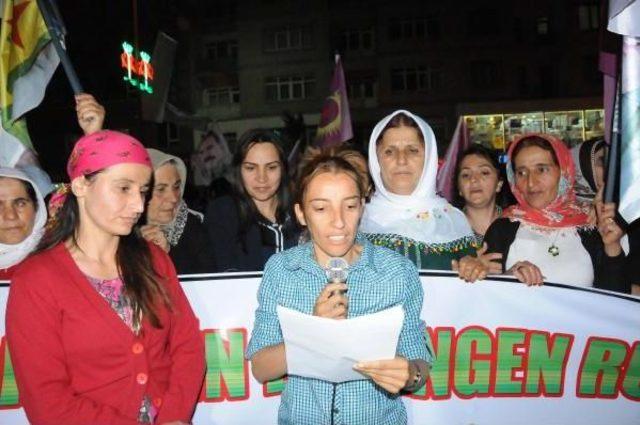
[246,236,432,425]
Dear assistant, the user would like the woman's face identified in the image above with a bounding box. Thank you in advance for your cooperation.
[0,177,36,245]
[75,163,151,237]
[241,142,282,203]
[147,163,182,225]
[295,172,364,267]
[377,126,425,195]
[513,146,561,210]
[457,154,502,209]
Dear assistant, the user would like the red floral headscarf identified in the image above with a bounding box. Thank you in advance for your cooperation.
[503,133,591,228]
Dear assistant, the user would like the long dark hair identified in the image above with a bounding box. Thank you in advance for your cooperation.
[453,144,506,208]
[231,129,292,251]
[37,172,171,328]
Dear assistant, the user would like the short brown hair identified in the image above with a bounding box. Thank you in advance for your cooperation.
[298,145,369,192]
[295,153,365,207]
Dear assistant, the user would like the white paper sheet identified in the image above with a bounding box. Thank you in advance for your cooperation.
[277,305,405,383]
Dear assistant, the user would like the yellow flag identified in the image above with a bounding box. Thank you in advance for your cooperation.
[0,0,58,166]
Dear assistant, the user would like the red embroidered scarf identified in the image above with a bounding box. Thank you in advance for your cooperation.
[503,133,591,228]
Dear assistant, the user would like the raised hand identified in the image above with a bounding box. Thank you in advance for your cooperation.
[595,201,624,256]
[75,93,105,135]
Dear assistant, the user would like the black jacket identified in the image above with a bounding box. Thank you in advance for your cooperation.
[205,196,298,272]
[484,218,629,293]
[170,212,216,274]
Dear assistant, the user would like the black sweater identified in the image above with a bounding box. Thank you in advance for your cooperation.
[484,218,629,293]
[205,196,298,272]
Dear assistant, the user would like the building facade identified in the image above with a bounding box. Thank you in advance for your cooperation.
[28,0,604,181]
[187,0,603,153]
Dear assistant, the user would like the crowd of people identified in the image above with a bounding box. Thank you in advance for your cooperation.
[0,97,637,424]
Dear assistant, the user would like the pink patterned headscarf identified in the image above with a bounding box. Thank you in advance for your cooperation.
[48,131,151,220]
[67,130,151,180]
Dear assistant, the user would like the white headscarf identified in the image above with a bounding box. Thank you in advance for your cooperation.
[147,149,203,246]
[148,149,188,196]
[0,167,48,270]
[570,138,604,204]
[360,109,473,245]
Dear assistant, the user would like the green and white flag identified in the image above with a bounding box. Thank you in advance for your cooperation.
[0,0,59,166]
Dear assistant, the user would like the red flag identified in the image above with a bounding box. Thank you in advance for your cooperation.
[315,54,353,147]
[436,116,470,202]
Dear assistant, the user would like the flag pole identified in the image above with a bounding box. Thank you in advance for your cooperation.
[46,0,66,34]
[36,0,84,94]
[603,69,628,230]
[604,78,620,204]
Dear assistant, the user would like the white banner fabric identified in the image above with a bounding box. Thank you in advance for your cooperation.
[0,272,639,425]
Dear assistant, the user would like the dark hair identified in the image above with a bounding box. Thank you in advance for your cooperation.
[295,153,365,209]
[37,171,171,329]
[376,112,424,146]
[511,136,559,172]
[453,144,505,208]
[231,129,292,251]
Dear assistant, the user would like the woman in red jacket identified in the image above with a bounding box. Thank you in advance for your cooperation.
[6,130,205,425]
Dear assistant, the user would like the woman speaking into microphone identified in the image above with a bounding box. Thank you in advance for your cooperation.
[246,152,431,425]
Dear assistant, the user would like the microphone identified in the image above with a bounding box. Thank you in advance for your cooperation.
[325,257,349,302]
[325,257,349,284]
